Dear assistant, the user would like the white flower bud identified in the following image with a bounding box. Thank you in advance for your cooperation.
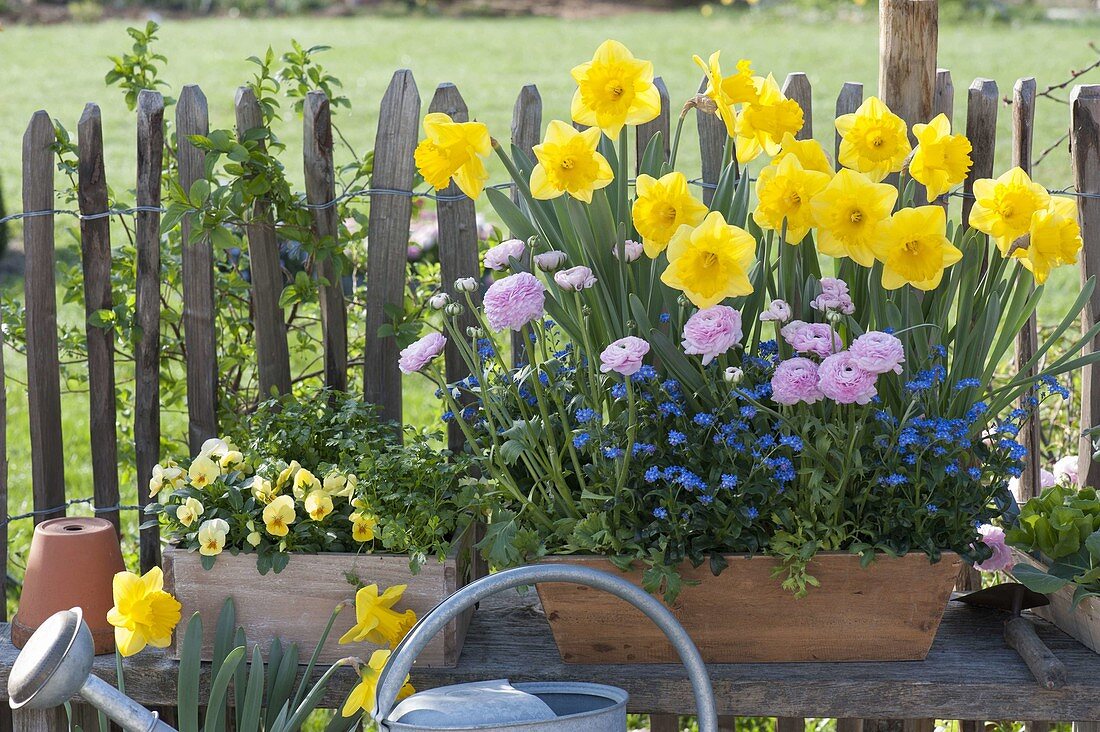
[429,292,451,310]
[724,366,743,384]
[534,250,568,272]
[444,302,464,317]
[455,277,479,292]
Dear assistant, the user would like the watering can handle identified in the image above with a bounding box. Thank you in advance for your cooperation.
[373,564,719,732]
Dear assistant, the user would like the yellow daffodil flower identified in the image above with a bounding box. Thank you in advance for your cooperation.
[835,96,912,182]
[530,121,614,203]
[872,205,962,291]
[570,39,660,138]
[770,132,834,176]
[305,490,334,522]
[631,171,708,257]
[187,454,220,489]
[810,168,898,266]
[197,518,229,557]
[149,462,184,498]
[413,112,492,200]
[341,649,414,718]
[176,497,203,528]
[339,583,418,648]
[909,113,972,199]
[350,512,378,543]
[734,74,804,164]
[661,211,756,308]
[292,467,322,501]
[263,494,296,537]
[753,155,831,244]
[693,51,757,137]
[969,167,1051,255]
[275,460,301,494]
[106,566,182,657]
[1012,197,1083,284]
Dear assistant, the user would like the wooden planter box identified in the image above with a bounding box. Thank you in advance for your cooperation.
[162,527,476,667]
[535,552,962,664]
[1013,549,1100,654]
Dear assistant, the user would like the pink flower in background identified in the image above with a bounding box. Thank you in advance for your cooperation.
[810,278,855,315]
[554,266,598,291]
[1053,455,1080,485]
[849,331,905,375]
[681,306,743,365]
[975,524,1014,573]
[484,238,527,271]
[613,239,643,262]
[1009,468,1058,501]
[760,299,792,323]
[781,320,843,358]
[817,351,878,404]
[398,332,447,374]
[483,272,545,331]
[535,250,568,272]
[599,336,651,377]
[771,357,824,406]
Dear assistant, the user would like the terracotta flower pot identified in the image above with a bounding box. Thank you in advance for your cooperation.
[12,517,125,654]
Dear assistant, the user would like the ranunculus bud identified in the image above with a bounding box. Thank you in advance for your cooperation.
[535,250,568,272]
[724,366,743,384]
[612,240,643,262]
[455,277,479,292]
[429,293,451,310]
[444,303,465,317]
[554,266,598,292]
[466,326,484,338]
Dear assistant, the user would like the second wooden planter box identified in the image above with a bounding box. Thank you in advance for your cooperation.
[1013,550,1100,654]
[163,527,475,667]
[536,552,962,663]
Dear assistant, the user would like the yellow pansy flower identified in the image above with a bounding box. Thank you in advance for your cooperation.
[274,460,301,494]
[250,475,275,504]
[200,437,230,459]
[769,132,834,176]
[176,497,204,528]
[350,512,378,543]
[872,205,962,291]
[909,113,972,199]
[810,168,898,266]
[149,462,184,499]
[339,583,418,648]
[324,470,357,498]
[631,171,709,257]
[413,112,492,200]
[734,74,804,164]
[530,121,614,203]
[106,566,182,657]
[835,96,912,182]
[570,39,661,138]
[969,167,1051,255]
[197,518,229,557]
[753,154,831,244]
[292,467,322,501]
[219,450,245,471]
[692,51,757,137]
[188,454,220,489]
[305,490,334,522]
[341,650,414,718]
[263,494,296,537]
[660,211,756,309]
[246,520,261,547]
[1012,197,1083,284]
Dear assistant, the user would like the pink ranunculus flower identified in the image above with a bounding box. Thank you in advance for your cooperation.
[613,239,643,262]
[599,336,650,377]
[760,299,792,323]
[1052,455,1079,486]
[483,238,527,271]
[771,357,824,406]
[810,277,855,315]
[398,331,447,374]
[1008,468,1057,502]
[817,351,878,404]
[849,331,906,375]
[681,305,743,365]
[975,524,1014,573]
[781,320,843,358]
[483,272,545,332]
[534,250,568,272]
[554,265,598,291]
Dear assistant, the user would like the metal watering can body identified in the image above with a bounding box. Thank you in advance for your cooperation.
[374,564,719,732]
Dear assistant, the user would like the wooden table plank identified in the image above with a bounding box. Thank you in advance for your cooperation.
[1,594,1098,721]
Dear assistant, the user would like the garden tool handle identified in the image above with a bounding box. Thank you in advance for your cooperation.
[1004,616,1067,689]
[374,564,719,732]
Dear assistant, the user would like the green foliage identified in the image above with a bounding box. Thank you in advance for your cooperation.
[105,22,174,111]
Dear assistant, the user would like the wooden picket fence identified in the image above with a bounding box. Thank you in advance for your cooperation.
[3,59,1100,731]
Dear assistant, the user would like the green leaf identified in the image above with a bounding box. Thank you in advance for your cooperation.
[486,186,538,242]
[204,646,246,732]
[178,613,203,732]
[237,645,266,732]
[1012,563,1071,594]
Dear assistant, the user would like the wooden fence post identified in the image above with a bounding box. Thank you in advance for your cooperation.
[22,110,65,524]
[696,76,725,206]
[0,326,7,732]
[783,73,813,141]
[934,69,954,123]
[636,76,671,169]
[177,85,218,454]
[135,89,164,572]
[365,69,419,425]
[236,86,294,399]
[1073,84,1100,489]
[835,82,864,166]
[511,84,542,367]
[303,90,349,395]
[962,79,998,232]
[879,0,937,135]
[77,103,120,534]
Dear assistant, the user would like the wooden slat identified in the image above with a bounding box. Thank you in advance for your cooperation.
[1074,84,1100,489]
[962,79,998,233]
[177,85,218,454]
[510,83,542,367]
[364,69,419,424]
[77,103,121,534]
[878,0,937,136]
[1073,723,1100,732]
[22,110,65,523]
[696,76,725,205]
[902,720,935,732]
[1024,723,1050,732]
[636,76,671,168]
[429,83,480,454]
[934,69,954,123]
[783,72,813,140]
[778,717,806,732]
[135,89,164,572]
[0,325,7,623]
[236,86,293,399]
[839,719,865,732]
[835,82,863,167]
[303,90,348,395]
[12,709,65,732]
[649,713,679,732]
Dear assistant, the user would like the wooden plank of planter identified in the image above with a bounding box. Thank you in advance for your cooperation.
[696,76,725,205]
[1013,550,1100,652]
[835,82,863,167]
[22,110,66,524]
[636,76,670,170]
[365,70,419,424]
[304,90,348,395]
[510,83,542,368]
[1074,85,1100,489]
[135,90,165,572]
[177,85,218,454]
[77,103,121,535]
[782,72,812,141]
[962,79,998,236]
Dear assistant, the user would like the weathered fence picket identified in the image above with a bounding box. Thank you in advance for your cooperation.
[962,79,998,235]
[783,73,812,140]
[696,76,725,205]
[934,69,954,122]
[834,82,863,164]
[510,83,542,367]
[637,76,672,169]
[1075,85,1100,489]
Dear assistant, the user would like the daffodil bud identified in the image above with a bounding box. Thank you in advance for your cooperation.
[444,302,464,317]
[724,366,743,384]
[455,277,479,292]
[429,292,451,310]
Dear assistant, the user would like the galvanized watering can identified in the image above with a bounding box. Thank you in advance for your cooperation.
[373,564,719,731]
